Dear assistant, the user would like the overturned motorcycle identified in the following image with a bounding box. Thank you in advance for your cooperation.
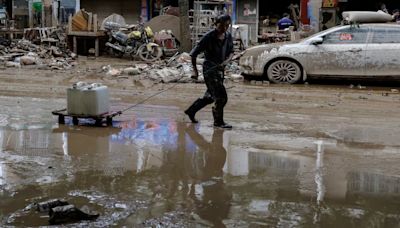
[105,24,163,62]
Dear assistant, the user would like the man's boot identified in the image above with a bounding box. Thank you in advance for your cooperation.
[185,98,210,123]
[212,107,232,129]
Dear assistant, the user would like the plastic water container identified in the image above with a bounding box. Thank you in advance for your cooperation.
[67,82,110,116]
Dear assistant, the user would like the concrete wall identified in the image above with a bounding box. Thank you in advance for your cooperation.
[81,0,141,25]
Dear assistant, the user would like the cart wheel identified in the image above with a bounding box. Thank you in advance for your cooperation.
[95,119,103,126]
[58,115,65,124]
[72,117,79,125]
[106,117,113,126]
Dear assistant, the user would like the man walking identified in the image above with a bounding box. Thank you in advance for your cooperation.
[184,15,234,129]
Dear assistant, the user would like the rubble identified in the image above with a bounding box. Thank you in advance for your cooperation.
[123,67,141,75]
[5,61,20,68]
[228,74,244,82]
[99,52,242,84]
[20,56,36,65]
[148,68,182,83]
[0,39,77,70]
[102,65,122,76]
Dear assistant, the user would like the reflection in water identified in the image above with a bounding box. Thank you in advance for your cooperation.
[0,160,3,187]
[1,120,400,226]
[249,152,299,173]
[348,172,400,196]
[314,140,326,225]
[0,130,3,187]
[185,125,231,227]
[315,141,325,205]
[5,129,59,157]
[154,124,231,227]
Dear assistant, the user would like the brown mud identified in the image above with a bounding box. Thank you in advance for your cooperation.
[1,57,400,227]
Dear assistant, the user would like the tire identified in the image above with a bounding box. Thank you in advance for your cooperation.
[113,50,124,58]
[95,119,103,126]
[108,46,124,58]
[106,117,113,126]
[72,117,79,125]
[138,44,163,62]
[266,60,302,84]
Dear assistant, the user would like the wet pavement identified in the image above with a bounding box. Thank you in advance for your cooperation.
[1,96,400,227]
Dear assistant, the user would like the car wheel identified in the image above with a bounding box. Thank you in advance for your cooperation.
[267,60,302,84]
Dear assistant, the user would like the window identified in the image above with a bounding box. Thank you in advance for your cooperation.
[323,27,368,44]
[371,27,400,44]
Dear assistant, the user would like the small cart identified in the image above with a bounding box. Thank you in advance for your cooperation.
[52,109,122,126]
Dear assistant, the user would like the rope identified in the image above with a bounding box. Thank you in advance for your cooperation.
[119,80,182,113]
[118,52,243,115]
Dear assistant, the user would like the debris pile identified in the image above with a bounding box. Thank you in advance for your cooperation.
[101,52,243,84]
[0,38,77,70]
[100,52,201,83]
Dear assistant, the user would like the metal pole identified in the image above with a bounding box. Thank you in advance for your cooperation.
[179,0,192,52]
[75,0,80,12]
[28,0,33,28]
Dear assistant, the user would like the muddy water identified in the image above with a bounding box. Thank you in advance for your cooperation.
[1,107,400,227]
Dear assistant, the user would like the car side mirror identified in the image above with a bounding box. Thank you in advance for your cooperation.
[310,37,324,45]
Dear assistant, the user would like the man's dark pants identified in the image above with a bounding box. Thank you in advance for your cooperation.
[186,69,227,125]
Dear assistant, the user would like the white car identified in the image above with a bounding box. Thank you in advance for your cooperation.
[239,23,400,84]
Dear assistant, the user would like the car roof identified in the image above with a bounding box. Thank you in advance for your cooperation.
[304,23,400,41]
[360,23,400,27]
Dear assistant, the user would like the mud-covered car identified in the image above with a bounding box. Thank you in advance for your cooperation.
[239,23,400,84]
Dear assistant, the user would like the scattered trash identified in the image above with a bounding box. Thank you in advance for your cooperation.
[123,67,141,75]
[149,68,183,83]
[177,52,191,63]
[49,205,99,225]
[35,199,69,213]
[357,84,366,89]
[94,51,240,85]
[25,199,99,225]
[106,68,122,77]
[229,74,244,82]
[20,56,36,65]
[5,61,20,68]
[1,39,76,70]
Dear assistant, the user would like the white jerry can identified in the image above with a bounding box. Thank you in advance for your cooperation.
[67,82,110,116]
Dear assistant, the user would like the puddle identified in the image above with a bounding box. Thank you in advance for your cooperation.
[1,117,400,227]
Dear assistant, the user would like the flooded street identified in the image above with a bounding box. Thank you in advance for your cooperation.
[1,60,400,227]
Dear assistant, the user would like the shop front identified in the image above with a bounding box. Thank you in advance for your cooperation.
[236,0,313,43]
[80,0,142,24]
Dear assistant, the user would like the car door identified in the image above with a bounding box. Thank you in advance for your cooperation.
[365,26,400,76]
[305,26,368,76]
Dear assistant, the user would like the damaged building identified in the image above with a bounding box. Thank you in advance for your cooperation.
[234,0,399,43]
[2,0,400,51]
